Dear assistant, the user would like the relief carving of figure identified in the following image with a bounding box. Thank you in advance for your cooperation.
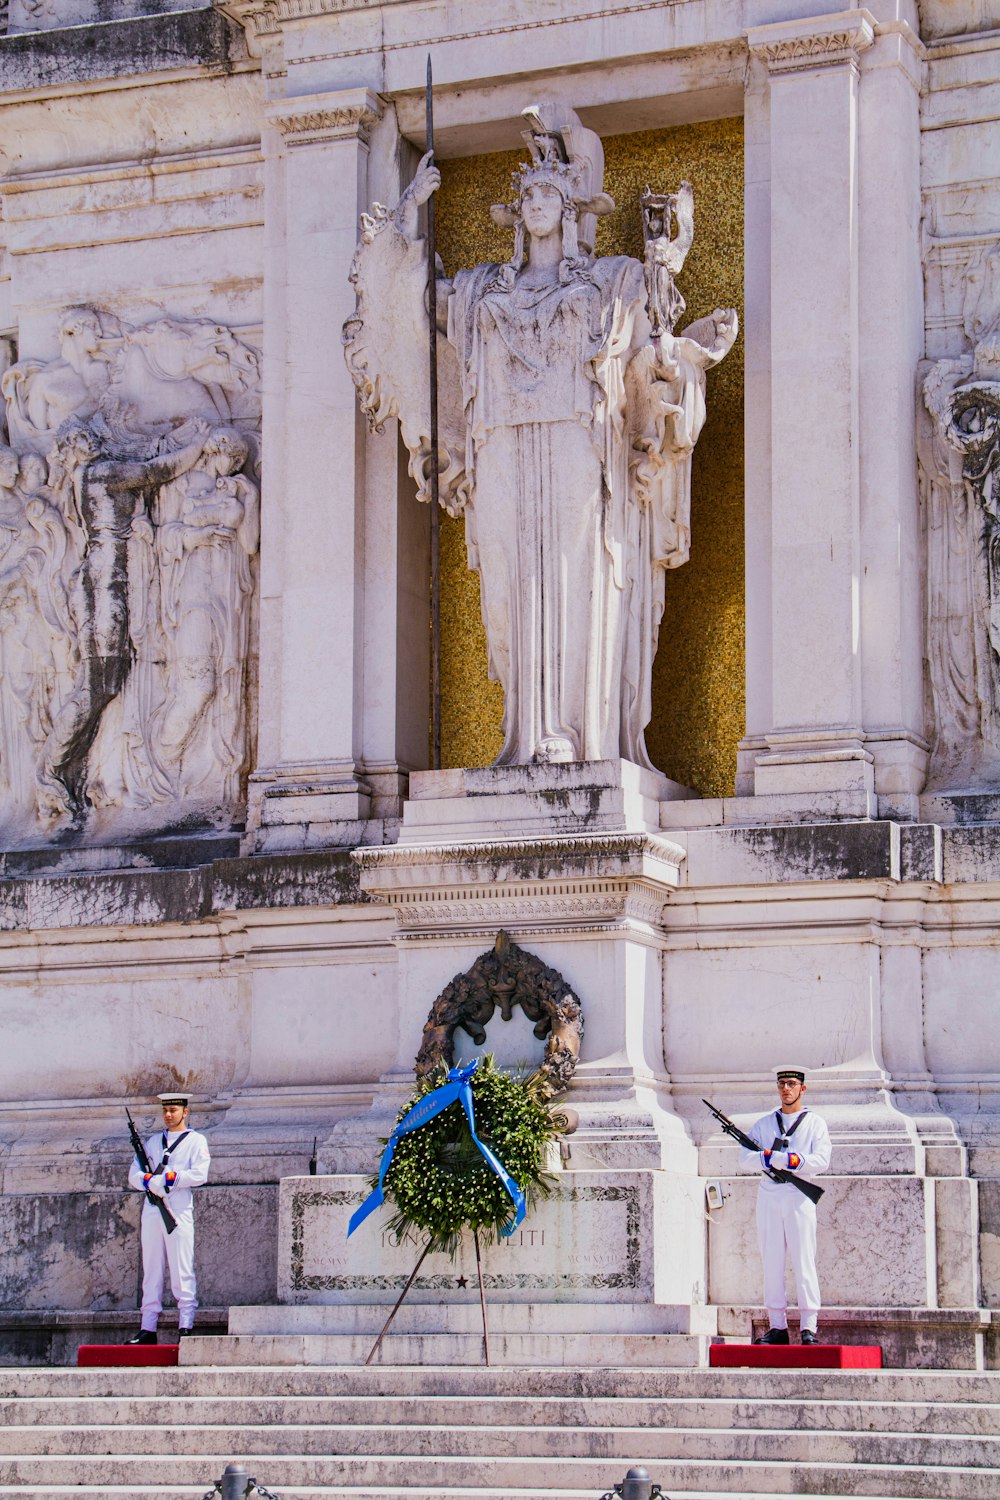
[0,445,73,831]
[344,102,737,768]
[155,427,259,795]
[0,306,261,844]
[920,243,1000,786]
[2,307,120,455]
[36,423,211,825]
[87,426,260,820]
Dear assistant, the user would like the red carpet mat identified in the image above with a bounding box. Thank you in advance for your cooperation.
[711,1343,882,1369]
[78,1344,179,1367]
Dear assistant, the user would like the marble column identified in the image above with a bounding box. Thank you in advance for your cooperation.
[248,87,390,851]
[735,49,773,796]
[358,132,432,820]
[856,17,926,813]
[743,12,879,809]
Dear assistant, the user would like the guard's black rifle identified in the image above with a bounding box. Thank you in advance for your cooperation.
[703,1099,824,1205]
[126,1106,177,1234]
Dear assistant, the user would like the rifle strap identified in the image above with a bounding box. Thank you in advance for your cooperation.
[158,1129,190,1166]
[774,1110,807,1139]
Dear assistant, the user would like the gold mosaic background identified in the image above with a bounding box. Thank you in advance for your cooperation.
[434,118,744,795]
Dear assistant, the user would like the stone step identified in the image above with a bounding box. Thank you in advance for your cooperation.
[0,1491,963,1500]
[1,1366,998,1402]
[0,1453,992,1498]
[228,1303,715,1335]
[0,1422,996,1468]
[3,1394,997,1434]
[180,1332,709,1366]
[0,1491,962,1500]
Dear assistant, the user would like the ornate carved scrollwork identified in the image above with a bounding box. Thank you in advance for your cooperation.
[415,930,584,1099]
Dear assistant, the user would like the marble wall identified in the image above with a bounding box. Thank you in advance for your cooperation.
[0,0,998,1365]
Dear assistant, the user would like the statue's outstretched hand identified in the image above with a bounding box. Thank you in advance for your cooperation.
[395,152,442,239]
[712,308,739,350]
[410,151,441,206]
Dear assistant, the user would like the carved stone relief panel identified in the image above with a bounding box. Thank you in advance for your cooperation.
[920,244,1000,789]
[0,306,261,844]
[6,0,196,32]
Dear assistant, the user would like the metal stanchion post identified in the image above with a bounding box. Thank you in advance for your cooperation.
[201,1464,282,1500]
[599,1466,666,1500]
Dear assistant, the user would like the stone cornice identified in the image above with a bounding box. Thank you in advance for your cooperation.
[353,830,686,872]
[353,831,686,937]
[390,879,672,941]
[747,9,876,74]
[264,86,382,146]
[220,0,410,44]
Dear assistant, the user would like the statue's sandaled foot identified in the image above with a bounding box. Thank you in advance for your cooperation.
[532,737,575,765]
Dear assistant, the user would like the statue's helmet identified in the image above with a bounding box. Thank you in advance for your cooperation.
[491,103,615,256]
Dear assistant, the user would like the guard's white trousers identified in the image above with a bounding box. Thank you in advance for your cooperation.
[756,1188,820,1333]
[140,1207,198,1332]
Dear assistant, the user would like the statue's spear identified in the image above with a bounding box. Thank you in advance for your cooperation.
[426,54,442,771]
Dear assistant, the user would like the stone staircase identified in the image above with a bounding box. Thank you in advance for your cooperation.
[0,1363,997,1499]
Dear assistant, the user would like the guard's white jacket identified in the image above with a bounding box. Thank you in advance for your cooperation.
[738,1107,832,1190]
[128,1128,211,1219]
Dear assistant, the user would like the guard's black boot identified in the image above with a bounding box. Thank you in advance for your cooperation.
[754,1327,790,1345]
[800,1329,818,1345]
[178,1328,193,1338]
[125,1331,157,1346]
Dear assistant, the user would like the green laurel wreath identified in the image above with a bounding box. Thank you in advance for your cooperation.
[379,1055,564,1257]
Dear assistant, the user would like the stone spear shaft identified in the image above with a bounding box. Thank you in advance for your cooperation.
[426,54,442,771]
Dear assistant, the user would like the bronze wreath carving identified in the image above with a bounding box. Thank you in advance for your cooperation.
[415,930,584,1098]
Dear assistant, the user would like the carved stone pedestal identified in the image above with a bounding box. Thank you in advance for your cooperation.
[324,760,693,1175]
[182,1168,713,1367]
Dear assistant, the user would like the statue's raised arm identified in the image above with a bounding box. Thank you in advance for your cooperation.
[343,102,737,770]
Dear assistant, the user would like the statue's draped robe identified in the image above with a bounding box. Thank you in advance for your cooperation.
[346,220,720,768]
[452,257,657,764]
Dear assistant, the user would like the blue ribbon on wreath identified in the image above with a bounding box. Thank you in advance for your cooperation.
[347,1058,526,1238]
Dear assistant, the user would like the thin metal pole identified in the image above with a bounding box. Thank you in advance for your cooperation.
[426,54,442,771]
[473,1230,490,1366]
[364,1242,431,1366]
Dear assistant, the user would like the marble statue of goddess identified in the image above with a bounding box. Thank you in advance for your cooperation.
[344,103,737,767]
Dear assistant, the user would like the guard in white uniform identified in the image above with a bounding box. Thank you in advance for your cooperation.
[740,1067,831,1345]
[126,1092,210,1344]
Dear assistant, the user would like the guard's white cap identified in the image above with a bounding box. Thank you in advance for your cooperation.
[157,1092,191,1105]
[774,1066,806,1082]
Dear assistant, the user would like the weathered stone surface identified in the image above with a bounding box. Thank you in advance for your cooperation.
[708,1176,932,1311]
[0,1184,277,1317]
[9,0,197,34]
[942,823,1000,883]
[0,1306,227,1365]
[898,823,944,884]
[0,1191,140,1313]
[212,849,365,912]
[922,791,1000,826]
[980,1180,1000,1309]
[0,7,244,92]
[729,1305,994,1371]
[0,847,365,929]
[683,820,899,886]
